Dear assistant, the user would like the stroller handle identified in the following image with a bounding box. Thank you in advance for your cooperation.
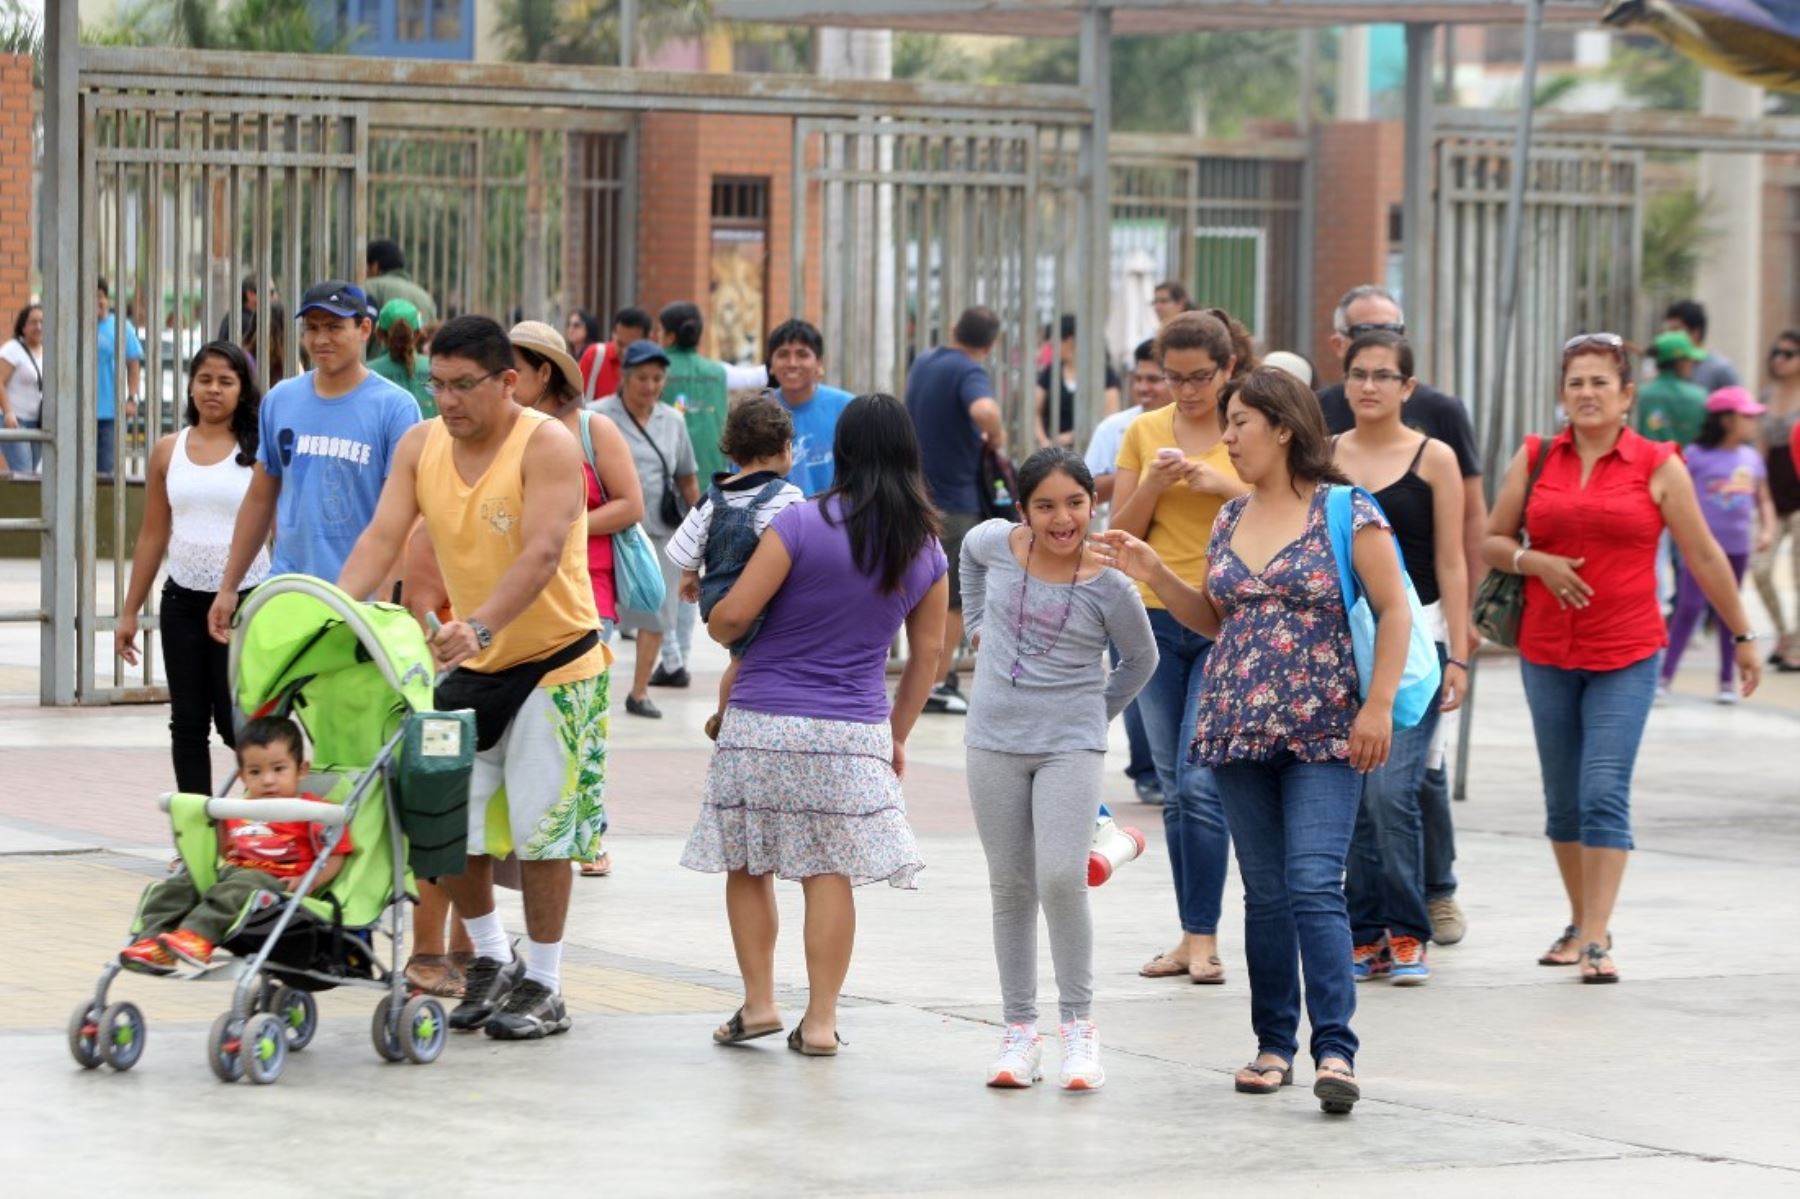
[156,793,349,828]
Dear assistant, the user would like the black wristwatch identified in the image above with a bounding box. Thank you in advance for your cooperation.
[468,619,494,649]
[1733,630,1758,645]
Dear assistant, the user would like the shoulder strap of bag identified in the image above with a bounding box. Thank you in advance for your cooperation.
[1324,485,1362,605]
[623,403,674,480]
[1516,434,1549,538]
[577,409,596,469]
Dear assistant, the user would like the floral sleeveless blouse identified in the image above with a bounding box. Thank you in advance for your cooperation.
[1192,484,1386,766]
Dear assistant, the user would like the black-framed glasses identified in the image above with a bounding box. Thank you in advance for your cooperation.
[1347,368,1408,387]
[1771,347,1799,361]
[1562,332,1625,352]
[425,369,504,397]
[1345,321,1406,337]
[1162,366,1220,391]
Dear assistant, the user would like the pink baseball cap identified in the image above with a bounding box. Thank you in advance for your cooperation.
[1705,386,1765,416]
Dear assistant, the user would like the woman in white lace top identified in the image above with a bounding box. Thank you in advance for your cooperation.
[117,341,271,794]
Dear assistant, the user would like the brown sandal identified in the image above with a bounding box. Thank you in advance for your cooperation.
[1139,953,1189,979]
[403,954,465,999]
[579,852,613,878]
[1234,1058,1292,1094]
[1538,925,1611,966]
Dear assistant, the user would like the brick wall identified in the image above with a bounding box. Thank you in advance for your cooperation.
[636,112,821,359]
[1309,121,1405,384]
[0,55,35,315]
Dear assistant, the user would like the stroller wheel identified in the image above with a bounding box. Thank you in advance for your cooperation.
[400,996,446,1065]
[370,995,405,1063]
[240,1013,287,1085]
[67,1000,103,1070]
[270,986,318,1052]
[208,1013,246,1083]
[97,1002,146,1072]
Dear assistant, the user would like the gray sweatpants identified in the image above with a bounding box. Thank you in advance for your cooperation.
[967,747,1105,1025]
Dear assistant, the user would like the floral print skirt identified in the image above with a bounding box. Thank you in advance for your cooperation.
[680,708,924,888]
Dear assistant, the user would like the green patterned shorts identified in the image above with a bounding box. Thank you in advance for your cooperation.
[468,671,609,863]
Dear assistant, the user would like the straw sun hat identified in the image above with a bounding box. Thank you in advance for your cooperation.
[507,320,584,398]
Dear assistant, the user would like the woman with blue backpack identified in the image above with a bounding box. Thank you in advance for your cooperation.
[1097,366,1418,1116]
[1331,330,1470,988]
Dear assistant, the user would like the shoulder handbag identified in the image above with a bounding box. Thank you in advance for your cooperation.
[1324,485,1443,730]
[621,403,686,529]
[1471,435,1547,648]
[979,445,1022,522]
[579,412,666,615]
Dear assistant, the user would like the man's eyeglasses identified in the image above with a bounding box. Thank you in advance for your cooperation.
[425,370,504,397]
[1562,332,1625,352]
[1770,347,1799,362]
[1347,368,1408,387]
[1162,366,1220,391]
[1345,322,1406,337]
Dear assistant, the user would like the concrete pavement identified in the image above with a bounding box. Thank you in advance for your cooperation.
[1,565,1798,1195]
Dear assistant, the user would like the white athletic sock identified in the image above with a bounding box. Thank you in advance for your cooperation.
[462,911,512,964]
[525,939,563,992]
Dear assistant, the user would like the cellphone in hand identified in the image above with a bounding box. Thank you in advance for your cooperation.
[1156,447,1183,460]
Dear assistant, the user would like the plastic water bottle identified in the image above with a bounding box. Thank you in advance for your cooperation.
[1088,806,1146,887]
[992,476,1013,509]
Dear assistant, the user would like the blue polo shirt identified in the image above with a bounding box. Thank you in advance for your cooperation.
[777,384,853,497]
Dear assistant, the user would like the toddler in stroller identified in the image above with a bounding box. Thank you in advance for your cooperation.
[119,717,350,974]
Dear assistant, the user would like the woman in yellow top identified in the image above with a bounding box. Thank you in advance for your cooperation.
[1111,309,1253,984]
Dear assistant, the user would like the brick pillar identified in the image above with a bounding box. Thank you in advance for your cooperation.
[1309,120,1405,385]
[0,55,35,313]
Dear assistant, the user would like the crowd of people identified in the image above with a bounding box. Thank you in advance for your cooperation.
[94,233,1797,1112]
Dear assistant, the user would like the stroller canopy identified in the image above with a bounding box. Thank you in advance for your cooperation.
[229,576,437,771]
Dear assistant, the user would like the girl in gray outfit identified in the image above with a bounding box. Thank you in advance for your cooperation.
[961,448,1157,1091]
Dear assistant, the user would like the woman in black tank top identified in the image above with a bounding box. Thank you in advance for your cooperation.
[1330,330,1472,987]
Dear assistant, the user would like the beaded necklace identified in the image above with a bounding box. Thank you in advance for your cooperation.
[1010,531,1082,685]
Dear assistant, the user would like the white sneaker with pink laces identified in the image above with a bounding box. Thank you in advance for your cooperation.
[1058,1019,1105,1091]
[986,1022,1043,1088]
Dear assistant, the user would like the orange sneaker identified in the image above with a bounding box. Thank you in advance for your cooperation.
[119,937,177,976]
[158,929,215,968]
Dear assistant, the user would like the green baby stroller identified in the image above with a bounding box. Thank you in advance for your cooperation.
[68,575,475,1085]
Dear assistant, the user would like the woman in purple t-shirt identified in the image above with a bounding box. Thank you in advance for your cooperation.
[1659,387,1777,701]
[681,394,950,1056]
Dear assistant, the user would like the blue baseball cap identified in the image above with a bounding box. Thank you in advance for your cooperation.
[296,280,371,321]
[621,339,670,369]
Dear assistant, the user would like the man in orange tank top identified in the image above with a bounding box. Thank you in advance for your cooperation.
[339,316,610,1043]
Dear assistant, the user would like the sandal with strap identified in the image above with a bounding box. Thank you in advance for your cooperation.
[1314,1065,1360,1115]
[713,1006,783,1045]
[1538,925,1612,966]
[1579,943,1619,985]
[1139,953,1189,979]
[1234,1058,1293,1094]
[1189,954,1225,985]
[786,1020,844,1057]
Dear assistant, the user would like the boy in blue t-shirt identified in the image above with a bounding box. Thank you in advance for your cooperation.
[765,319,853,498]
[207,280,420,643]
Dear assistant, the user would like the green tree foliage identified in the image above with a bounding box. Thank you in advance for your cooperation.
[493,0,712,64]
[1608,41,1701,110]
[83,0,354,53]
[895,32,1304,136]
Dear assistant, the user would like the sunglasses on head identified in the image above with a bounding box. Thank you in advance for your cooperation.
[1562,332,1625,352]
[1345,321,1406,337]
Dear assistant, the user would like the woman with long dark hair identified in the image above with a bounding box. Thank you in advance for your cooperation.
[116,341,270,794]
[682,394,950,1056]
[1099,367,1415,1114]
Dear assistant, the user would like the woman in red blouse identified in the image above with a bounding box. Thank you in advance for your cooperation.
[1482,334,1761,984]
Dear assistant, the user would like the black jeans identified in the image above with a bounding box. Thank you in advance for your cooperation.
[160,580,242,795]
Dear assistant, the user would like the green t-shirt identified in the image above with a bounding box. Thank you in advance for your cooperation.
[369,351,435,418]
[1635,371,1707,446]
[662,346,729,482]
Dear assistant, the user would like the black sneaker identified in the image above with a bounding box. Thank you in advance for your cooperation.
[649,665,691,688]
[923,682,968,715]
[448,952,525,1031]
[624,695,662,719]
[484,978,572,1040]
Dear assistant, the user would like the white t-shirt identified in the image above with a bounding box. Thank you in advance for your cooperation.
[1084,403,1145,478]
[0,339,44,424]
[666,470,804,572]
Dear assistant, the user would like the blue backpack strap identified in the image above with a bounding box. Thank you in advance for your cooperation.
[1324,485,1361,605]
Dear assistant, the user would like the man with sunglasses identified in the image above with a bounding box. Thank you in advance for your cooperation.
[207,280,421,643]
[1317,283,1486,949]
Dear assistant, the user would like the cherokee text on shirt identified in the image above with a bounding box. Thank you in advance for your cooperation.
[293,434,375,466]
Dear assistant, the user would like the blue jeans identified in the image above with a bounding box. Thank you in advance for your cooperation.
[1,417,39,473]
[1215,751,1361,1068]
[1345,648,1445,944]
[1421,761,1457,900]
[1107,641,1156,782]
[96,418,116,477]
[1137,608,1229,935]
[1519,654,1658,850]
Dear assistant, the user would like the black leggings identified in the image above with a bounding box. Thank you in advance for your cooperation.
[159,580,244,795]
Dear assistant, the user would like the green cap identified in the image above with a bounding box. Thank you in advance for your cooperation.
[376,298,421,333]
[1652,330,1705,364]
